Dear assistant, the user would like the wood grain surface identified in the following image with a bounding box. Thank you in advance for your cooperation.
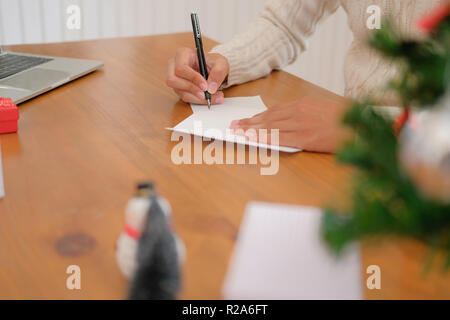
[0,33,449,299]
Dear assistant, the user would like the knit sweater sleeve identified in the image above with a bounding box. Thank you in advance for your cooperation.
[210,0,340,88]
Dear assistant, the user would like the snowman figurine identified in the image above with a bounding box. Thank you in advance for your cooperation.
[116,182,185,299]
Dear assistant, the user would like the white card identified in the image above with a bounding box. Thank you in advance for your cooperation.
[168,96,301,153]
[222,202,363,299]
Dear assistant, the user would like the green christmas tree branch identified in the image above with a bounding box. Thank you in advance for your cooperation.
[321,16,450,269]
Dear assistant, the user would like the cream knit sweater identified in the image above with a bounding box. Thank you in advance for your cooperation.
[211,0,442,104]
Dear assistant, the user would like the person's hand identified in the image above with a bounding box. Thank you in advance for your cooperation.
[230,96,352,153]
[166,48,229,105]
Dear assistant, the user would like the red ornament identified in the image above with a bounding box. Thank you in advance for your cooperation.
[124,224,141,240]
[0,98,19,134]
[394,109,410,136]
[417,3,450,33]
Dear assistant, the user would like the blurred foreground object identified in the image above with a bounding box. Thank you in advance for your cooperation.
[224,202,362,299]
[401,93,450,203]
[116,183,184,299]
[0,98,19,134]
[322,3,450,270]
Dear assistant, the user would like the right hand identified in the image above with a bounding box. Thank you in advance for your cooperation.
[166,48,229,105]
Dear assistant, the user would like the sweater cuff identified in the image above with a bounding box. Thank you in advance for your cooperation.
[210,45,242,89]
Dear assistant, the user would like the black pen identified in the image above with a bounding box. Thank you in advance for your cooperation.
[191,12,211,109]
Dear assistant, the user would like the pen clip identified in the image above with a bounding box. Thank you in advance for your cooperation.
[191,13,201,39]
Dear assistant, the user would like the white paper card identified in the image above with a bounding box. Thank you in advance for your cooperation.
[222,202,363,299]
[168,96,301,153]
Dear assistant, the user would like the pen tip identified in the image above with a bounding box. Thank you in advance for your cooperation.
[207,99,211,109]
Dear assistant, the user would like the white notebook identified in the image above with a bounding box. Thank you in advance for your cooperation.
[222,202,363,299]
[168,96,301,153]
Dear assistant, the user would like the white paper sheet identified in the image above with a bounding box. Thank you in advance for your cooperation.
[222,202,363,300]
[168,96,301,153]
[0,144,4,199]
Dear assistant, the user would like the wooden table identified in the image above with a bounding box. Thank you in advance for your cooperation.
[0,34,449,300]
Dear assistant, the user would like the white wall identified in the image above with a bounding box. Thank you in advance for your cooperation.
[0,0,352,96]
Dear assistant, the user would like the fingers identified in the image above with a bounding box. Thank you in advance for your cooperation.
[232,105,297,130]
[229,103,303,147]
[174,64,208,92]
[167,59,206,98]
[166,48,208,91]
[235,111,268,127]
[229,96,345,152]
[230,126,299,147]
[237,118,299,132]
[231,125,302,149]
[167,49,230,106]
[168,55,221,104]
[174,89,224,105]
[206,53,230,94]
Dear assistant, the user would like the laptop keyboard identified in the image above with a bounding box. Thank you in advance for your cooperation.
[0,53,53,80]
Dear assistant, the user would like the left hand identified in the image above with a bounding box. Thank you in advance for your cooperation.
[229,96,351,153]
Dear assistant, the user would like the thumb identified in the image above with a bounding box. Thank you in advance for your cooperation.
[207,58,229,94]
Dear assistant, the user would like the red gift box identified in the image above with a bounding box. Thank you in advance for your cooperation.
[0,98,19,134]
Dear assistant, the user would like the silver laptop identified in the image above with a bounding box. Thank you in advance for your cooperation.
[0,46,103,104]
